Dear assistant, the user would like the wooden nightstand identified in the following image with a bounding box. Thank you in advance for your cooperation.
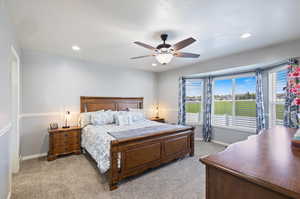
[48,126,81,161]
[150,117,165,123]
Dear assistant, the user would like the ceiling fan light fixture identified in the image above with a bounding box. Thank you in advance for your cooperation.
[131,34,199,64]
[155,53,173,65]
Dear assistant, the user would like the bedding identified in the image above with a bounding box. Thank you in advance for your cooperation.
[108,124,186,139]
[82,120,180,173]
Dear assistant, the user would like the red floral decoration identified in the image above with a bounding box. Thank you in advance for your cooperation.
[287,64,300,105]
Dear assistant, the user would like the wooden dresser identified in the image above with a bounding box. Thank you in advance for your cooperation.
[200,126,300,199]
[48,126,81,161]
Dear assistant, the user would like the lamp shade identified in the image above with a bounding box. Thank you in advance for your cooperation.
[155,53,173,65]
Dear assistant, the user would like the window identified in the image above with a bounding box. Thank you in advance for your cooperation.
[185,79,203,124]
[269,67,288,126]
[212,74,256,130]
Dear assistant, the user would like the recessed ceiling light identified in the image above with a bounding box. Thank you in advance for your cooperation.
[240,33,251,39]
[152,63,157,66]
[72,45,80,51]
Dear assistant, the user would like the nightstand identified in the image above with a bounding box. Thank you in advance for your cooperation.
[150,117,165,123]
[47,126,81,161]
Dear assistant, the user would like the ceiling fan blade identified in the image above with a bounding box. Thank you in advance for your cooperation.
[134,41,156,50]
[175,52,200,58]
[130,55,154,59]
[173,37,196,51]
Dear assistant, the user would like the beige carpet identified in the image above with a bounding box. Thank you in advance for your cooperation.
[12,141,225,199]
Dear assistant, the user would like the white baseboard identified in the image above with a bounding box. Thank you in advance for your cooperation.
[211,140,230,147]
[21,153,47,161]
[7,191,11,199]
[195,137,230,147]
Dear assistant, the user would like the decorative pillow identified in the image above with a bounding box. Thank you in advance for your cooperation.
[78,112,92,128]
[129,108,146,122]
[91,110,114,125]
[115,113,132,126]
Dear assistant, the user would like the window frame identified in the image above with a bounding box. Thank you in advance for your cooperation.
[184,78,204,125]
[212,73,256,133]
[268,65,288,127]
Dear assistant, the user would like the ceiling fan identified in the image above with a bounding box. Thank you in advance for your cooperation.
[131,34,200,65]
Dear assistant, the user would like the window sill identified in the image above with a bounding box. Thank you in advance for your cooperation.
[212,125,256,134]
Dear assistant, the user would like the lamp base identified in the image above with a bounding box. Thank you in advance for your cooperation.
[62,126,70,129]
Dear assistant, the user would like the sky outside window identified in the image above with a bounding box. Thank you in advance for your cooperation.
[187,76,257,97]
[235,76,256,95]
[214,79,232,98]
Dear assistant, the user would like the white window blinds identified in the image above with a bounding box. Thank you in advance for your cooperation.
[269,67,287,126]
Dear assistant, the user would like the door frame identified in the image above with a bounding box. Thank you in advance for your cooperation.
[10,45,20,173]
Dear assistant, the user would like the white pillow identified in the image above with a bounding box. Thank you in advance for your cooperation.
[129,108,146,122]
[91,110,114,125]
[115,113,132,126]
[78,112,92,128]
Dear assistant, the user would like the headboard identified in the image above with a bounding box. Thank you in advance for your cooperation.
[80,96,143,112]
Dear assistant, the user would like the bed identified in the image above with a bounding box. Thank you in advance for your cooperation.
[80,96,195,190]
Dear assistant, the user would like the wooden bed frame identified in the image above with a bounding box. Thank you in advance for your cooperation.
[80,96,195,190]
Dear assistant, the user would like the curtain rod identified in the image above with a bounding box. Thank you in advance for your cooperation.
[183,58,298,80]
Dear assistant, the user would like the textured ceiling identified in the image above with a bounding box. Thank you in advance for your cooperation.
[8,0,300,72]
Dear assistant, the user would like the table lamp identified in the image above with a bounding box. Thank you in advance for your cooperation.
[62,111,70,128]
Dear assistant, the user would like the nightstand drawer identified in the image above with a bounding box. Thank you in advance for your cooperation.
[53,144,80,154]
[52,131,80,138]
[52,131,80,140]
[52,137,80,147]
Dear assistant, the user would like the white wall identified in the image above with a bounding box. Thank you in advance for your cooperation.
[20,50,158,157]
[157,39,300,143]
[0,0,19,198]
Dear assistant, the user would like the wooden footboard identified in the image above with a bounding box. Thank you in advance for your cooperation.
[109,127,195,190]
